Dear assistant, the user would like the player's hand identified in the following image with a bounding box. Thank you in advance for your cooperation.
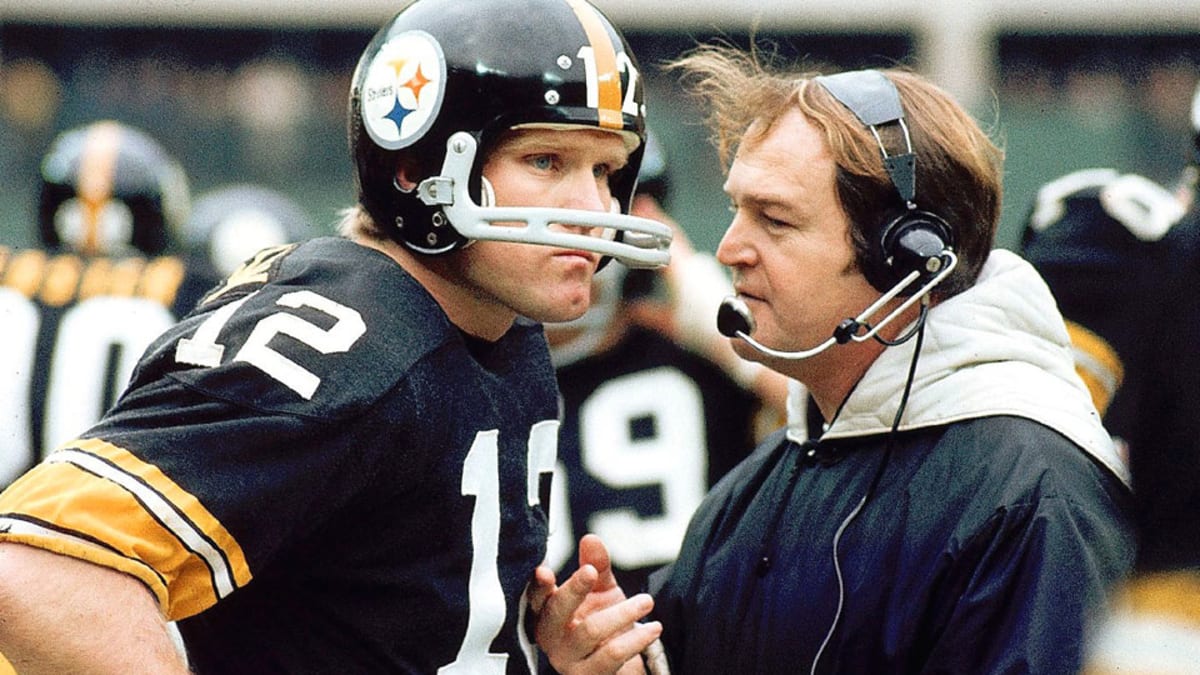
[530,535,662,675]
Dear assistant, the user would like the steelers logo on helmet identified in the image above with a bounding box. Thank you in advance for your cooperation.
[359,30,447,151]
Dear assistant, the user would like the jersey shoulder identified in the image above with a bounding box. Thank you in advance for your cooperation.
[139,237,456,420]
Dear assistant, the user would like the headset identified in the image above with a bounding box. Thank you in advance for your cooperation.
[716,69,958,360]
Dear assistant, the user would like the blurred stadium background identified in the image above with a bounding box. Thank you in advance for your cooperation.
[2,0,1198,253]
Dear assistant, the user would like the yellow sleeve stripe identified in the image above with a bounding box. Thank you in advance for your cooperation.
[0,516,170,607]
[57,439,253,593]
[565,0,624,130]
[0,438,252,620]
[47,446,248,597]
[1065,320,1124,416]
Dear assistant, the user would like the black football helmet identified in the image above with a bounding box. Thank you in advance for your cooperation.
[348,0,670,268]
[38,120,190,257]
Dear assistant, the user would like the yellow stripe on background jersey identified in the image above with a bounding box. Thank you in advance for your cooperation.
[1082,571,1200,675]
[0,438,251,620]
[564,0,623,130]
[1065,320,1124,416]
[2,249,47,298]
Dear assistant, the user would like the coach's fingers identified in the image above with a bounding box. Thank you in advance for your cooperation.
[547,593,657,672]
[577,535,618,588]
[574,593,655,648]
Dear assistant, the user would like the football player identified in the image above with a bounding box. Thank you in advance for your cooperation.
[0,119,210,489]
[545,132,788,593]
[0,1,669,673]
[1021,168,1200,575]
[1020,167,1187,443]
[1078,77,1200,674]
[1021,161,1200,575]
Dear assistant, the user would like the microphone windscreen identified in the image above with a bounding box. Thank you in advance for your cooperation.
[717,296,754,337]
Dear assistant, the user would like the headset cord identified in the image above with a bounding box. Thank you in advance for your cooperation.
[810,298,930,675]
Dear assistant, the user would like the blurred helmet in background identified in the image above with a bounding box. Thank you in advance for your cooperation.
[38,119,190,257]
[183,183,315,278]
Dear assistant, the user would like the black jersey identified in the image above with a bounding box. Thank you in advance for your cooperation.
[548,326,760,593]
[0,245,213,487]
[0,237,560,674]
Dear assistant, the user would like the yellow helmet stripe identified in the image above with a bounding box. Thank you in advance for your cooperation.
[564,0,623,129]
[77,121,123,256]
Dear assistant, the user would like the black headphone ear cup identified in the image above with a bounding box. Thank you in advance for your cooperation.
[866,210,953,293]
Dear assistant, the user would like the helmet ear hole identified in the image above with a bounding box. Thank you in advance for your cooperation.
[393,156,421,193]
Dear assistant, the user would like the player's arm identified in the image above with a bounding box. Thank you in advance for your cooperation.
[0,543,190,675]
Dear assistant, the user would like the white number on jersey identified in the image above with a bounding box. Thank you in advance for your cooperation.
[0,288,39,485]
[0,289,175,485]
[546,367,707,571]
[440,422,559,675]
[44,297,175,451]
[175,290,366,400]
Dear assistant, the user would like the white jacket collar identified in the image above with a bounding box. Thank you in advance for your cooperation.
[786,249,1129,486]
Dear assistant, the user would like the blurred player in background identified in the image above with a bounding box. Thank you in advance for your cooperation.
[0,119,209,488]
[1020,166,1187,458]
[182,182,317,281]
[545,131,789,593]
[1019,76,1200,573]
[1081,76,1200,675]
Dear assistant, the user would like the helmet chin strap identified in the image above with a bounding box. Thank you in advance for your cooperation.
[417,132,673,269]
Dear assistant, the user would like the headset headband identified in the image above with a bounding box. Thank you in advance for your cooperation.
[813,70,917,206]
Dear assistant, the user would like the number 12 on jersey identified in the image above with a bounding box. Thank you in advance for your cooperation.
[439,421,557,675]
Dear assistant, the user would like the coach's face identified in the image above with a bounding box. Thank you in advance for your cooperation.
[716,108,888,412]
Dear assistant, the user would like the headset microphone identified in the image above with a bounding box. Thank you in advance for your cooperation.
[716,248,957,360]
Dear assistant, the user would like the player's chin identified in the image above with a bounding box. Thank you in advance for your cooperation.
[525,286,593,324]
